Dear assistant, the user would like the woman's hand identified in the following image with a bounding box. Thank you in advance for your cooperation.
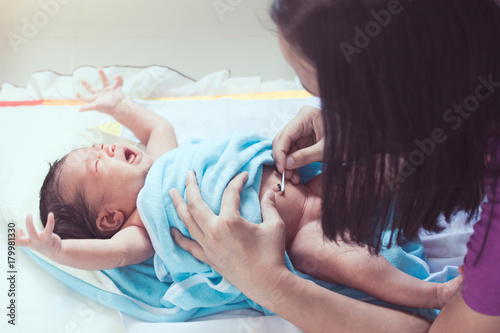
[169,170,288,301]
[272,106,325,184]
[16,213,62,260]
[77,68,126,116]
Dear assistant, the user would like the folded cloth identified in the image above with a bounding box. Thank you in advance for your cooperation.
[129,131,438,321]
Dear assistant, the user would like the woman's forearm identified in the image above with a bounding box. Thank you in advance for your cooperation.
[253,270,430,333]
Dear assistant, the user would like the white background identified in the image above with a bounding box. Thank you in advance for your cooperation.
[0,0,295,87]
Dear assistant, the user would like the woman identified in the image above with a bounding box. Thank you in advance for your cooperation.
[169,0,500,331]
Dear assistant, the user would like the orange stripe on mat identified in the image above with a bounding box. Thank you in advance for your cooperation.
[0,100,83,107]
[42,100,84,106]
[0,100,43,107]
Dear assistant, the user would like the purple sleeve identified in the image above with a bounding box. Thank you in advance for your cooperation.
[462,163,500,315]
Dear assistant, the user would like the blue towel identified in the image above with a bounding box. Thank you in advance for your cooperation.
[130,132,438,321]
[137,132,280,313]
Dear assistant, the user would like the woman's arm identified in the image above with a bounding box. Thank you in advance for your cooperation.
[169,171,430,333]
[252,269,431,333]
[78,68,178,159]
[17,213,154,270]
[430,286,500,333]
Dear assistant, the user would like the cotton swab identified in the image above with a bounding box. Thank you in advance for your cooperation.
[281,171,285,193]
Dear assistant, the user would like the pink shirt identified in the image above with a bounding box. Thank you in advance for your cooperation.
[463,144,500,315]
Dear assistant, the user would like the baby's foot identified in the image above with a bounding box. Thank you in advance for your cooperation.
[435,274,463,309]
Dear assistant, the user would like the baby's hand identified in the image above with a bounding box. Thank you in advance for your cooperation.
[77,68,126,116]
[16,213,62,260]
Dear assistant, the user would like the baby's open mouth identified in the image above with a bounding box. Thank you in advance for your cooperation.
[124,148,137,164]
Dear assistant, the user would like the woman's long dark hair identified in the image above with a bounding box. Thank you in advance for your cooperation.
[272,0,500,253]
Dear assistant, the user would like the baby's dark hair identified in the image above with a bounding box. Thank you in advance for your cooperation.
[39,155,105,240]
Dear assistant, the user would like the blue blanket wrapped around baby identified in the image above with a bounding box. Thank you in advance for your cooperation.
[137,132,277,314]
[130,132,438,321]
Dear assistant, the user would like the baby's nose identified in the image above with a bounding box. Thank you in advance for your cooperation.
[104,144,116,157]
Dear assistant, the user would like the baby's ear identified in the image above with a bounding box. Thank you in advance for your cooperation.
[96,209,124,234]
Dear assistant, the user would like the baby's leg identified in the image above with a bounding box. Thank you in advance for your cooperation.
[287,221,461,309]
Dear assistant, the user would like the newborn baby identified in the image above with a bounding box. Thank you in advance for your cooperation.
[18,70,460,315]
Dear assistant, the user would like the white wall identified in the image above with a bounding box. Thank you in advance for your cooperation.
[0,0,296,87]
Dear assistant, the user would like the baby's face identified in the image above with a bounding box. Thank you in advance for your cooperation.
[61,143,154,217]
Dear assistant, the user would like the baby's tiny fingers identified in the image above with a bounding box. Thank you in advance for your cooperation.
[98,68,110,87]
[41,213,55,239]
[25,213,42,240]
[16,228,26,239]
[25,214,36,232]
[81,79,97,94]
[15,228,30,246]
[112,75,124,89]
[76,92,90,105]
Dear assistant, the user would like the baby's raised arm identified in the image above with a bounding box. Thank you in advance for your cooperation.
[17,213,154,270]
[78,68,178,160]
